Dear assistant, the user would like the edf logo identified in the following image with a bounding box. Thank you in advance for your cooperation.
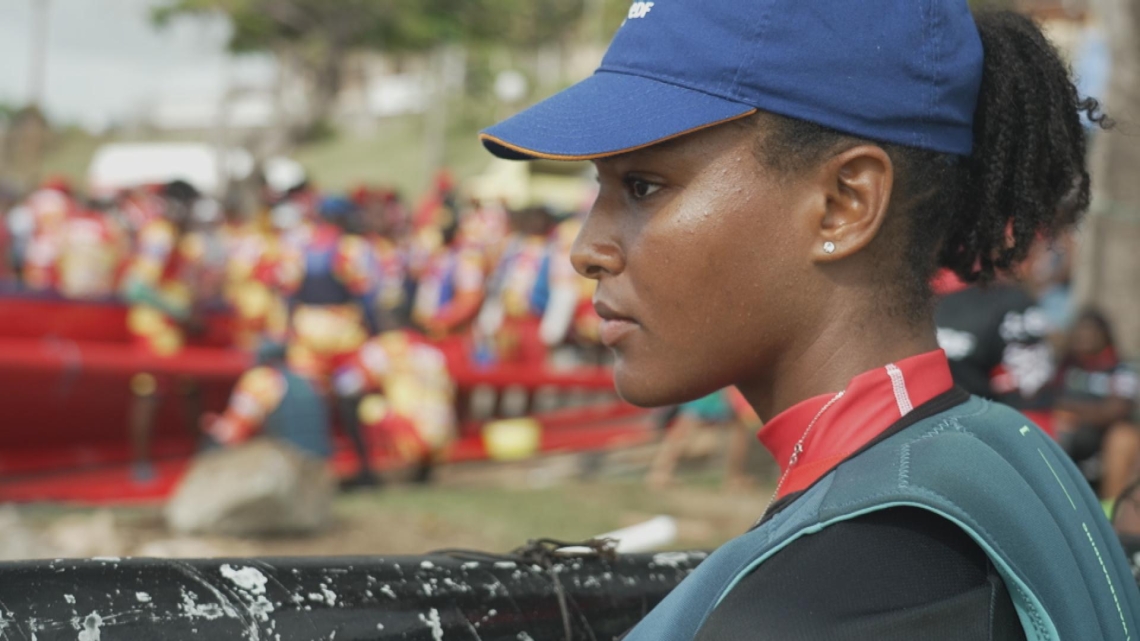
[628,1,654,19]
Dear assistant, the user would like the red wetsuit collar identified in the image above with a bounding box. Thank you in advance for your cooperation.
[758,349,954,500]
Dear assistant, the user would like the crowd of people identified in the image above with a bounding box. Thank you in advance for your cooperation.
[0,171,603,487]
[0,171,1136,508]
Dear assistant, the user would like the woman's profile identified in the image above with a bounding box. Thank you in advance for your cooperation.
[481,1,1137,639]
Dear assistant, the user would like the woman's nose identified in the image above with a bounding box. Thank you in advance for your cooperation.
[570,206,625,281]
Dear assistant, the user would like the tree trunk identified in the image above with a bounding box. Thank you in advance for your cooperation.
[302,46,345,139]
[1076,1,1140,357]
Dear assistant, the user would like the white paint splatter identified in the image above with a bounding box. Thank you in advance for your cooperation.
[179,588,226,621]
[419,608,444,641]
[219,564,275,622]
[517,633,534,641]
[422,582,434,596]
[64,594,76,605]
[376,623,385,630]
[77,613,102,641]
[135,592,152,603]
[420,560,435,569]
[493,561,517,570]
[442,578,470,592]
[220,565,268,595]
[380,585,397,599]
[320,584,338,607]
[651,552,694,568]
[461,562,480,570]
[90,557,120,563]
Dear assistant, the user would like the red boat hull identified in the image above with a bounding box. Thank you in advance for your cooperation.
[0,296,653,504]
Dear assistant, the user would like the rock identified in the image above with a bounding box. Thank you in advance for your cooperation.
[165,439,335,537]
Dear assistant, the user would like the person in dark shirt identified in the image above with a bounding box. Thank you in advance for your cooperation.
[1054,309,1140,503]
[935,277,1056,433]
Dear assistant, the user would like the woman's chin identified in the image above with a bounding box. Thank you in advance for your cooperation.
[612,360,705,409]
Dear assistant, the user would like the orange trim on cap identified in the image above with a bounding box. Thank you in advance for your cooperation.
[479,108,759,161]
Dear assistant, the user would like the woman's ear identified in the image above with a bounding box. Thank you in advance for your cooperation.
[810,145,894,262]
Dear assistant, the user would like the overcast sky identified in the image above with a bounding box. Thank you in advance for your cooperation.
[0,0,275,131]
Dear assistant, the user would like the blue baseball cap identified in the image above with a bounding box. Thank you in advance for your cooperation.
[481,0,984,160]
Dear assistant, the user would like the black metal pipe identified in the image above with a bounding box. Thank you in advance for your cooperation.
[0,549,706,640]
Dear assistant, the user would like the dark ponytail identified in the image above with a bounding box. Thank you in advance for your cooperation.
[752,10,1109,318]
[939,10,1109,283]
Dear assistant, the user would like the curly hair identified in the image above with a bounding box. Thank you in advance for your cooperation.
[751,10,1109,321]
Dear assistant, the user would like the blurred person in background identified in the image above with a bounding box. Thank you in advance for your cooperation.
[355,186,413,333]
[279,195,380,486]
[204,340,331,461]
[1024,231,1077,339]
[1053,309,1140,505]
[120,179,213,483]
[0,181,21,284]
[220,194,291,351]
[117,185,168,240]
[280,195,377,385]
[20,180,76,293]
[646,388,758,491]
[332,331,457,485]
[935,267,1056,434]
[53,199,128,300]
[409,195,485,340]
[531,213,604,362]
[475,205,559,365]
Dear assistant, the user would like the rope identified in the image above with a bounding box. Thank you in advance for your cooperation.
[433,538,619,641]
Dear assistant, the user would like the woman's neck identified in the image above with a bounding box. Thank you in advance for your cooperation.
[738,315,940,423]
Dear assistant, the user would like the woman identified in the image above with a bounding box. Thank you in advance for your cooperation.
[1054,309,1140,505]
[481,2,1136,639]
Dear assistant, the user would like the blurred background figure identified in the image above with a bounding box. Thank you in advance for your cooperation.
[333,331,457,485]
[476,205,558,365]
[646,388,759,492]
[120,179,212,483]
[935,265,1056,434]
[204,340,331,461]
[409,188,485,340]
[1052,309,1140,505]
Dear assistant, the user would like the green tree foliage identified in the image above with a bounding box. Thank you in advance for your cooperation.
[152,0,615,143]
[153,0,485,142]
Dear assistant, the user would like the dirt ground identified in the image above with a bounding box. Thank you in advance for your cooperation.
[0,434,779,561]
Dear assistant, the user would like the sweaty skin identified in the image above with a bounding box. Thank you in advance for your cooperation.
[570,120,940,421]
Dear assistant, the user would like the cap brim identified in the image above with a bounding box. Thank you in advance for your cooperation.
[480,72,758,161]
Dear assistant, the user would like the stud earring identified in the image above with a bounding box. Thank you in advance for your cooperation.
[823,241,836,254]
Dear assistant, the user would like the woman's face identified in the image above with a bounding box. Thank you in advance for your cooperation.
[571,122,823,407]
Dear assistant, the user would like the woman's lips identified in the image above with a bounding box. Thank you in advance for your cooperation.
[594,300,639,347]
[599,318,638,347]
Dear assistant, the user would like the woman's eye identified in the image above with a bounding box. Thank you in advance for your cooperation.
[625,178,662,200]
